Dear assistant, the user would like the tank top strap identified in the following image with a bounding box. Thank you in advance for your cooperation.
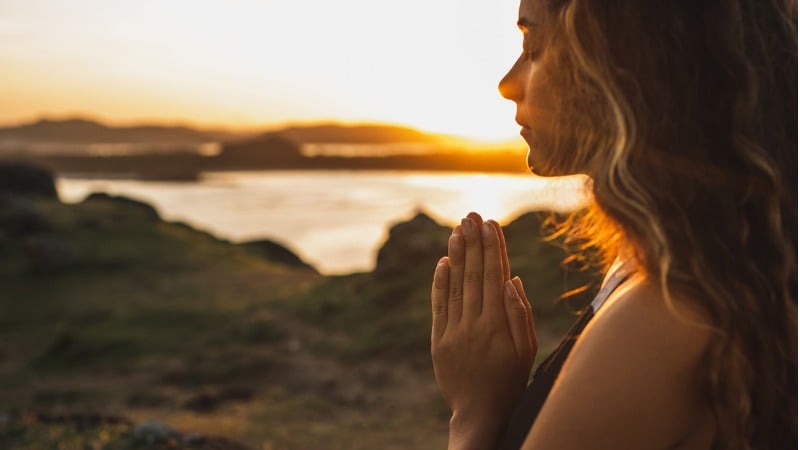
[591,259,635,313]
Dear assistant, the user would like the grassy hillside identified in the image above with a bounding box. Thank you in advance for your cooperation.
[0,193,600,449]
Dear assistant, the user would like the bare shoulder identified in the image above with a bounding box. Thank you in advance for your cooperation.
[522,275,715,450]
[592,274,714,362]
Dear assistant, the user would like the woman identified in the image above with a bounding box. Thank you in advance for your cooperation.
[430,1,797,449]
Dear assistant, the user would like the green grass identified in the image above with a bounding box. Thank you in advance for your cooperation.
[0,195,602,449]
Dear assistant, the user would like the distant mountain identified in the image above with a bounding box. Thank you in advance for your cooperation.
[217,133,304,167]
[0,118,238,143]
[276,123,454,144]
[0,118,457,146]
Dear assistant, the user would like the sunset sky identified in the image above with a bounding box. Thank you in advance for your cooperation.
[0,0,523,141]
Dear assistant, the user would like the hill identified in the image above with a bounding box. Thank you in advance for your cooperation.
[1,119,530,178]
[0,118,232,144]
[0,164,600,448]
[0,118,458,148]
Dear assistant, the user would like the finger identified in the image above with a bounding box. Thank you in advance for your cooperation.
[447,227,465,326]
[431,257,450,342]
[481,222,506,324]
[504,280,532,361]
[488,220,510,282]
[466,211,484,229]
[511,276,537,353]
[461,217,484,319]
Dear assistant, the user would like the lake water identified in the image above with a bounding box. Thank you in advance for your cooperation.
[57,171,589,274]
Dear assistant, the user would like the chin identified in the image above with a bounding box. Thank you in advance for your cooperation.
[526,147,586,178]
[526,149,557,177]
[523,131,558,177]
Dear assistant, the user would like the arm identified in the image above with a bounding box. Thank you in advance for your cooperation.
[522,280,713,449]
[430,213,537,449]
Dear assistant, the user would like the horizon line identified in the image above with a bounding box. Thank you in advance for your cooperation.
[0,113,522,145]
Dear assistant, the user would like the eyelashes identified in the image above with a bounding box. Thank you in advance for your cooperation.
[525,48,542,61]
[522,43,541,62]
[522,36,542,62]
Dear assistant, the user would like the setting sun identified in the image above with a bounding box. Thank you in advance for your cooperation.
[0,0,523,140]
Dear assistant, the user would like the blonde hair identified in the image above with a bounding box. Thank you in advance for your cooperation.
[542,0,798,448]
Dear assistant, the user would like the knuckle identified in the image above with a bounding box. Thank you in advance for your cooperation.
[448,287,463,302]
[433,274,448,290]
[432,301,447,315]
[463,236,480,249]
[472,323,500,342]
[448,251,464,264]
[448,244,464,260]
[463,270,482,284]
[484,267,503,282]
[431,344,447,361]
[509,303,528,318]
[434,337,454,355]
[448,246,464,263]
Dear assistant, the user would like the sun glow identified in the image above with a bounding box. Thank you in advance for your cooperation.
[0,0,524,140]
[401,173,591,224]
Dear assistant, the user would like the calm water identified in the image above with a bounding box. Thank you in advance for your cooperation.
[57,171,588,274]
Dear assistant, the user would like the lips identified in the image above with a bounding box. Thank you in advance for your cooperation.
[515,113,536,146]
[515,115,531,135]
[519,127,538,172]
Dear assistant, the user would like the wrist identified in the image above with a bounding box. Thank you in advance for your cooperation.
[448,409,506,450]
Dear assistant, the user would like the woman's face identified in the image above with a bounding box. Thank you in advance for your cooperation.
[499,0,562,176]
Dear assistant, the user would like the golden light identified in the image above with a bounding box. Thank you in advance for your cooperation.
[402,173,591,225]
[0,0,524,140]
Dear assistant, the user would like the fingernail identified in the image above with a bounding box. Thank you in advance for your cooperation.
[505,280,518,298]
[449,233,462,249]
[482,222,494,240]
[461,218,473,234]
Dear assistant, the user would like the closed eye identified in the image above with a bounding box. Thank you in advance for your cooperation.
[522,37,541,61]
[525,48,542,61]
[518,17,542,62]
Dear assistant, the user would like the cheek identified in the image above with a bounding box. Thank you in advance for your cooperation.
[524,62,559,132]
[523,59,591,176]
[524,68,560,152]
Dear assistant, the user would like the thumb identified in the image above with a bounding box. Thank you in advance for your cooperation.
[511,276,537,355]
[504,280,533,361]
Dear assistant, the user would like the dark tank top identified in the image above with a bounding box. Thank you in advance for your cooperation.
[499,262,633,449]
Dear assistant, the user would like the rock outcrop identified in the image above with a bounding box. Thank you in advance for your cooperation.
[240,239,317,273]
[0,163,55,246]
[374,211,450,279]
[0,163,57,199]
[82,192,161,222]
[217,133,304,168]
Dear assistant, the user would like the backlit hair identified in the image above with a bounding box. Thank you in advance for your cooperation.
[542,1,797,448]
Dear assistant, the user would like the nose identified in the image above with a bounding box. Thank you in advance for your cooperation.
[498,57,524,102]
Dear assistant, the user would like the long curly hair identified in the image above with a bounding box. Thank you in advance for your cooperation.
[539,1,798,448]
